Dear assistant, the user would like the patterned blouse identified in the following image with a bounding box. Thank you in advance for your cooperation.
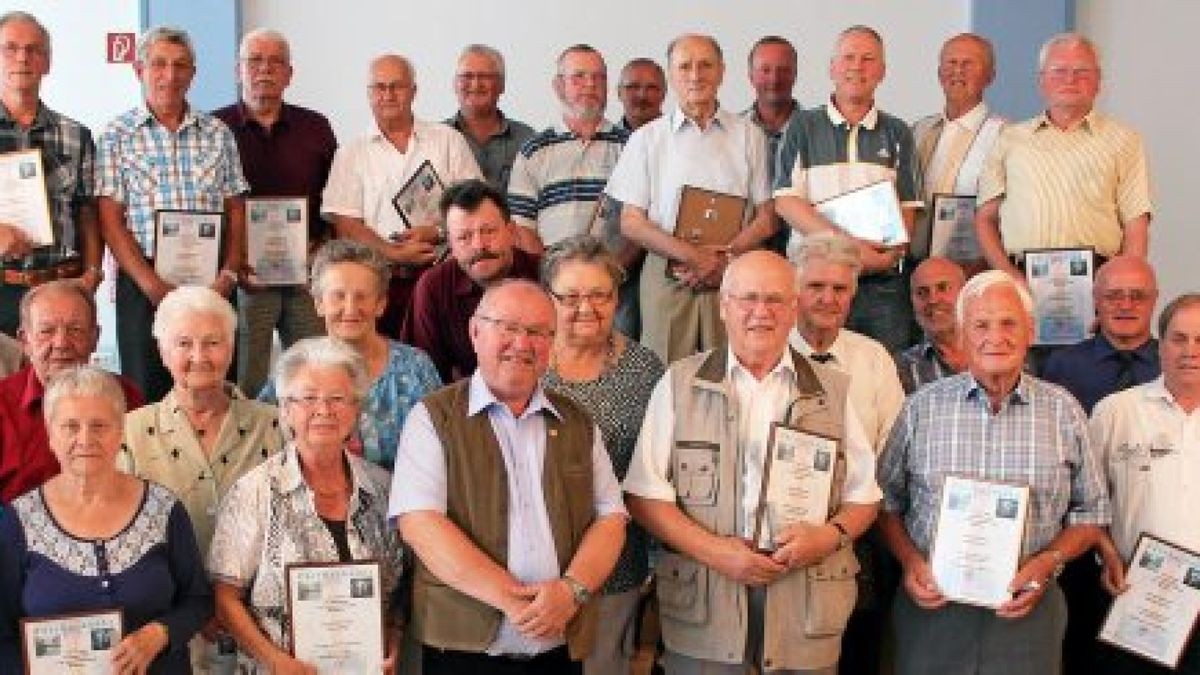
[260,341,441,470]
[207,445,403,672]
[543,339,664,594]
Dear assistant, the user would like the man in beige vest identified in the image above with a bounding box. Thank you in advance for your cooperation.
[624,250,881,674]
[390,279,627,674]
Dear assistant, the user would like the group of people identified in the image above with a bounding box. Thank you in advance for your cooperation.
[0,7,1191,675]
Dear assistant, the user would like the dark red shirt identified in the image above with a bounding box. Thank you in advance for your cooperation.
[0,365,145,502]
[402,249,541,382]
[212,101,338,244]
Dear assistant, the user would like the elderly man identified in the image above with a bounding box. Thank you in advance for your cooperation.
[0,281,144,501]
[608,33,775,364]
[404,179,539,383]
[911,33,1003,271]
[445,44,534,193]
[0,11,102,335]
[894,256,969,393]
[624,250,880,673]
[1091,294,1200,675]
[616,58,666,132]
[976,34,1152,278]
[392,279,627,674]
[322,53,481,338]
[744,35,802,257]
[97,25,248,403]
[775,25,922,354]
[878,270,1111,675]
[213,28,335,396]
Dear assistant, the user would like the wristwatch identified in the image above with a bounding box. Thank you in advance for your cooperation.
[561,574,591,606]
[830,521,851,551]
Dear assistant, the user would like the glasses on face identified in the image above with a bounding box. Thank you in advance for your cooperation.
[284,394,357,410]
[1,42,47,59]
[724,292,790,311]
[475,314,555,341]
[456,71,500,83]
[549,289,615,308]
[242,55,289,71]
[368,81,411,96]
[1100,289,1155,305]
[1042,66,1098,81]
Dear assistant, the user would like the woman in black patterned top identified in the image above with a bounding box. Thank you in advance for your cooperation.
[541,235,664,675]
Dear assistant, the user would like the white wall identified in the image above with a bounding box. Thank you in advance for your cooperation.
[1078,0,1199,305]
[242,0,968,140]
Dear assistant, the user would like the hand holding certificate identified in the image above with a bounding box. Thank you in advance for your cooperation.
[668,185,745,282]
[287,561,385,673]
[929,475,1030,608]
[0,149,55,246]
[752,424,838,552]
[814,180,908,246]
[21,609,123,674]
[391,160,444,237]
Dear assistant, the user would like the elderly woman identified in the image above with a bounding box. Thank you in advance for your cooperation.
[260,240,440,470]
[0,365,212,673]
[209,337,404,672]
[540,235,665,675]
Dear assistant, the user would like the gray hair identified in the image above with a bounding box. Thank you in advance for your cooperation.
[748,35,797,68]
[19,279,96,331]
[1038,32,1101,71]
[1158,293,1200,339]
[476,278,552,318]
[620,57,665,85]
[274,336,370,403]
[834,25,885,61]
[955,270,1035,327]
[43,365,127,424]
[152,286,236,342]
[555,44,604,74]
[310,239,391,298]
[942,33,995,76]
[459,43,505,85]
[137,25,195,65]
[667,33,724,64]
[790,231,863,281]
[540,234,625,289]
[239,27,290,62]
[0,11,51,58]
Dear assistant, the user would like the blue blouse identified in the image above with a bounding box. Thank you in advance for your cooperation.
[260,340,442,470]
[0,481,212,673]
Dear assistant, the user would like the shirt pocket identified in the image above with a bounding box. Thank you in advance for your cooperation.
[674,441,719,507]
[656,551,709,624]
[119,154,159,198]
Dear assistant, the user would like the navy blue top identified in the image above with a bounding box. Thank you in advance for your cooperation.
[1039,334,1161,413]
[0,481,212,673]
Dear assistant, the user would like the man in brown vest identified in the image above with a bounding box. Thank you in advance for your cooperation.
[390,279,627,674]
[624,250,881,674]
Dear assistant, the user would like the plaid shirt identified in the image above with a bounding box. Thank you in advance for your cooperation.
[0,102,95,249]
[879,372,1111,558]
[96,105,248,257]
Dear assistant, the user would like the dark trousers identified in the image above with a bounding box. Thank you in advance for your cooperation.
[423,645,580,675]
[1060,554,1109,675]
[846,272,918,354]
[115,271,171,403]
[0,284,25,336]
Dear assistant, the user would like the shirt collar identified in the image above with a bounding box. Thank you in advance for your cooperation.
[1141,376,1174,404]
[275,443,385,502]
[0,100,53,130]
[825,98,879,130]
[1034,108,1099,133]
[943,101,988,131]
[788,328,846,363]
[964,372,1032,406]
[550,117,618,139]
[669,104,731,132]
[466,370,561,421]
[231,100,293,131]
[133,102,201,131]
[1092,333,1157,362]
[448,109,516,136]
[17,365,44,412]
[725,346,798,382]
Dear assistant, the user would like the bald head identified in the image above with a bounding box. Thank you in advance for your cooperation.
[911,257,966,339]
[720,251,798,371]
[1095,255,1158,349]
[370,54,414,81]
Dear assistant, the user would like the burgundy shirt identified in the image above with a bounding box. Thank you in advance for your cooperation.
[0,365,145,502]
[402,248,541,382]
[212,101,338,244]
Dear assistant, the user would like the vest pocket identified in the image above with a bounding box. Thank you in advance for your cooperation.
[803,546,859,637]
[675,443,719,506]
[656,552,708,624]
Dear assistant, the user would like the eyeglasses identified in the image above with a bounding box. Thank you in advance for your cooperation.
[284,394,358,410]
[1042,66,1098,81]
[456,71,500,83]
[1,42,48,59]
[549,289,615,308]
[1100,289,1156,305]
[724,292,791,311]
[475,314,555,341]
[242,55,289,70]
[368,81,412,96]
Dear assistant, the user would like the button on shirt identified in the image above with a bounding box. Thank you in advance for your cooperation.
[389,373,627,656]
[1091,377,1200,560]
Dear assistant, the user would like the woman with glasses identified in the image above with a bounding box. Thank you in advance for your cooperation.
[259,239,441,470]
[209,337,404,673]
[540,235,664,675]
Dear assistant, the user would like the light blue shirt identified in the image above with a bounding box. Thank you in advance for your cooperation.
[389,372,626,656]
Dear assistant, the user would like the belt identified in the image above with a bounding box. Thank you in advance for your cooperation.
[1,256,83,287]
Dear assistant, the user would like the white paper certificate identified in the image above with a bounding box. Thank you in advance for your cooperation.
[247,197,308,286]
[930,475,1030,608]
[287,561,384,672]
[153,210,223,286]
[929,194,982,262]
[815,180,908,246]
[0,149,55,246]
[21,609,123,674]
[1099,534,1200,669]
[753,424,837,550]
[1024,248,1095,345]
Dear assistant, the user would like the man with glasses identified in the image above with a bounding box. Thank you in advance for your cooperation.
[625,250,880,673]
[615,58,665,132]
[445,44,533,193]
[322,53,481,338]
[404,179,539,382]
[975,33,1152,279]
[393,278,627,674]
[214,28,335,396]
[0,11,102,335]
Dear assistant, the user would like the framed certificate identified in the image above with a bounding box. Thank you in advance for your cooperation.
[286,561,385,672]
[928,194,982,262]
[153,209,224,286]
[929,475,1030,608]
[391,160,444,233]
[0,149,55,246]
[668,185,745,280]
[1024,247,1095,345]
[1099,534,1200,669]
[815,180,908,246]
[21,608,123,674]
[751,423,838,551]
[247,197,309,286]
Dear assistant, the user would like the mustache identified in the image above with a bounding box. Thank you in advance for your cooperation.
[468,249,501,266]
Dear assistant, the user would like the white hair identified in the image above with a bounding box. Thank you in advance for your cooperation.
[789,231,863,287]
[239,28,291,62]
[43,365,126,424]
[137,25,195,64]
[274,336,370,403]
[954,270,1034,327]
[152,286,237,342]
[1038,32,1101,71]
